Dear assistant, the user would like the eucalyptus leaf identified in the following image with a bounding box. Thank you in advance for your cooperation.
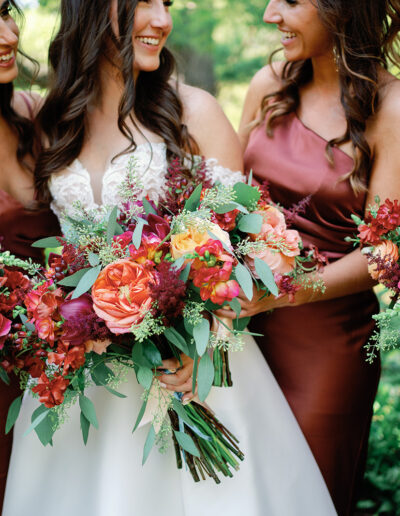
[197,353,214,402]
[5,396,22,434]
[57,268,90,287]
[238,213,263,234]
[132,218,146,250]
[193,318,210,357]
[254,257,279,296]
[234,263,254,301]
[142,425,156,465]
[71,265,102,300]
[23,407,50,436]
[174,430,200,457]
[179,263,191,283]
[228,297,242,318]
[247,170,253,186]
[184,183,202,212]
[233,182,260,208]
[79,395,99,429]
[0,367,10,386]
[104,386,127,398]
[88,252,100,267]
[132,398,148,433]
[192,353,199,394]
[106,206,119,245]
[164,328,189,354]
[91,362,115,386]
[142,198,157,216]
[137,367,154,390]
[233,316,251,332]
[171,256,186,271]
[213,202,245,215]
[171,398,194,427]
[80,412,90,445]
[142,340,163,367]
[32,236,63,248]
[33,405,56,446]
[132,341,153,369]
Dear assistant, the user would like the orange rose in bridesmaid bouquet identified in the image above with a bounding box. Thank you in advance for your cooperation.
[246,248,296,276]
[250,206,287,241]
[92,259,155,334]
[368,240,399,281]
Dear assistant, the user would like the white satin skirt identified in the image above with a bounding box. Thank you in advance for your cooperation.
[3,336,337,516]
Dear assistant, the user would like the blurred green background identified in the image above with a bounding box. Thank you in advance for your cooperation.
[17,1,400,514]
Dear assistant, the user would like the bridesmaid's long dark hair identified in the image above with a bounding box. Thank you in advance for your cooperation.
[0,0,37,166]
[35,0,197,202]
[261,0,400,193]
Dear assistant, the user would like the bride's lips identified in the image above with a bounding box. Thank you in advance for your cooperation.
[135,35,163,52]
[0,49,16,68]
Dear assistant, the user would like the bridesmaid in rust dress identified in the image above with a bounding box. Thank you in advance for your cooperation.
[218,1,400,515]
[0,1,59,511]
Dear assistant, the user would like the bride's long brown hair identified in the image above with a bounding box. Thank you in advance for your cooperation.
[261,0,400,193]
[0,0,38,168]
[35,0,197,202]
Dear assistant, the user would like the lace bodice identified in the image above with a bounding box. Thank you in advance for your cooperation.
[49,142,244,221]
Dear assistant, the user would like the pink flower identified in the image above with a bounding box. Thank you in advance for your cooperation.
[211,280,240,305]
[280,229,302,257]
[250,206,286,240]
[246,248,296,276]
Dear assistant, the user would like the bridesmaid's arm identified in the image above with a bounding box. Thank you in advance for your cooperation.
[217,77,400,318]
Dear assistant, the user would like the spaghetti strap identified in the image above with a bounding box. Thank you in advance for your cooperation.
[19,91,35,121]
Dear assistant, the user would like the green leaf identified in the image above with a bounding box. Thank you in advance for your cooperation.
[184,318,194,336]
[5,396,22,434]
[132,218,146,250]
[254,257,279,296]
[57,268,90,287]
[142,340,163,367]
[247,170,253,186]
[174,431,200,457]
[197,353,214,401]
[91,362,115,386]
[88,252,100,267]
[184,183,202,212]
[233,316,251,332]
[79,395,99,429]
[142,198,157,216]
[106,206,119,245]
[104,386,127,398]
[24,407,50,436]
[238,213,263,234]
[19,313,35,332]
[137,367,154,390]
[192,353,199,393]
[33,405,56,446]
[32,236,63,248]
[132,398,148,433]
[193,318,210,357]
[171,398,194,427]
[179,263,191,283]
[235,262,254,301]
[80,412,90,445]
[71,265,102,299]
[228,297,242,318]
[213,202,246,214]
[0,367,10,386]
[131,341,153,369]
[164,328,189,354]
[142,425,156,465]
[171,256,186,271]
[233,182,260,208]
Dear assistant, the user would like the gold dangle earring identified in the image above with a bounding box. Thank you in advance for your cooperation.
[333,45,340,72]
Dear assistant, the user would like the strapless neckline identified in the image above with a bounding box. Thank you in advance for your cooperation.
[294,113,354,162]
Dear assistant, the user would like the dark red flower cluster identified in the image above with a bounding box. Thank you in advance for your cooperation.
[304,244,329,272]
[358,199,400,245]
[32,372,70,408]
[366,253,400,294]
[0,267,31,314]
[211,209,240,232]
[47,244,86,282]
[274,274,301,303]
[149,261,187,324]
[283,195,312,228]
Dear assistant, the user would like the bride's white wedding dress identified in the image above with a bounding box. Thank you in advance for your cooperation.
[3,143,337,516]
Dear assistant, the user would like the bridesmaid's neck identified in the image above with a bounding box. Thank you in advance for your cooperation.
[310,53,341,96]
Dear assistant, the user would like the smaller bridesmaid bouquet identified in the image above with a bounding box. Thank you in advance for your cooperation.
[348,197,400,360]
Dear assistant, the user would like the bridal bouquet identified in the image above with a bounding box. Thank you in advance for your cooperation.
[0,158,314,483]
[348,197,400,360]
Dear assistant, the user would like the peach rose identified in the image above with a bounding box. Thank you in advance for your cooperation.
[246,248,296,276]
[368,240,399,281]
[171,222,231,260]
[250,206,287,240]
[280,229,302,257]
[92,259,155,334]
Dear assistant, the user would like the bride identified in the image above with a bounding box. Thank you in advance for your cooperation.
[3,1,336,515]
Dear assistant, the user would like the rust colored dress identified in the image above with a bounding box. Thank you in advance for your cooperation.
[244,113,380,516]
[0,190,60,512]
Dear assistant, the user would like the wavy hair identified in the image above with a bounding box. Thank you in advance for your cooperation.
[261,0,400,193]
[35,0,197,202]
[0,0,39,168]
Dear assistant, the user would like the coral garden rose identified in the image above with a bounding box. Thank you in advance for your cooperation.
[171,222,230,260]
[250,206,287,240]
[92,259,155,334]
[368,240,399,281]
[280,229,302,257]
[246,248,296,276]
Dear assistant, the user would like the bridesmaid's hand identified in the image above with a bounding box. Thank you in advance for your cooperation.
[215,286,289,319]
[157,354,196,403]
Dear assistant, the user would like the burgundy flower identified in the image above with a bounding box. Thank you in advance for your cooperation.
[149,261,187,324]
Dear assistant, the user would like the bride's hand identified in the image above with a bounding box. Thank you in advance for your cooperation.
[215,285,288,319]
[157,354,196,403]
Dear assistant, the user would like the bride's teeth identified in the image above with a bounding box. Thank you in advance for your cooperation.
[282,32,296,40]
[137,37,160,46]
[0,51,13,62]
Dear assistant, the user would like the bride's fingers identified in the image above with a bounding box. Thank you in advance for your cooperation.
[158,357,181,371]
[158,365,191,386]
[162,378,193,394]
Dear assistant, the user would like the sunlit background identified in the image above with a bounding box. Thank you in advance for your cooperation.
[14,1,400,513]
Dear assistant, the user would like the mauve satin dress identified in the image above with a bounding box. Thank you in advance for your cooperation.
[244,113,380,516]
[0,190,60,512]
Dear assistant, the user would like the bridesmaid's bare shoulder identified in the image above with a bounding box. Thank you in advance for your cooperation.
[12,90,43,120]
[239,62,284,149]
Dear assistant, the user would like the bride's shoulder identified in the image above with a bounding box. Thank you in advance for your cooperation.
[177,82,227,127]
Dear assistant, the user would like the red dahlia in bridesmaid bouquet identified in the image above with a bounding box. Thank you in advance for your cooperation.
[348,197,400,360]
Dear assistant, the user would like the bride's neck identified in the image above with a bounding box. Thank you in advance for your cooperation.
[93,60,128,122]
